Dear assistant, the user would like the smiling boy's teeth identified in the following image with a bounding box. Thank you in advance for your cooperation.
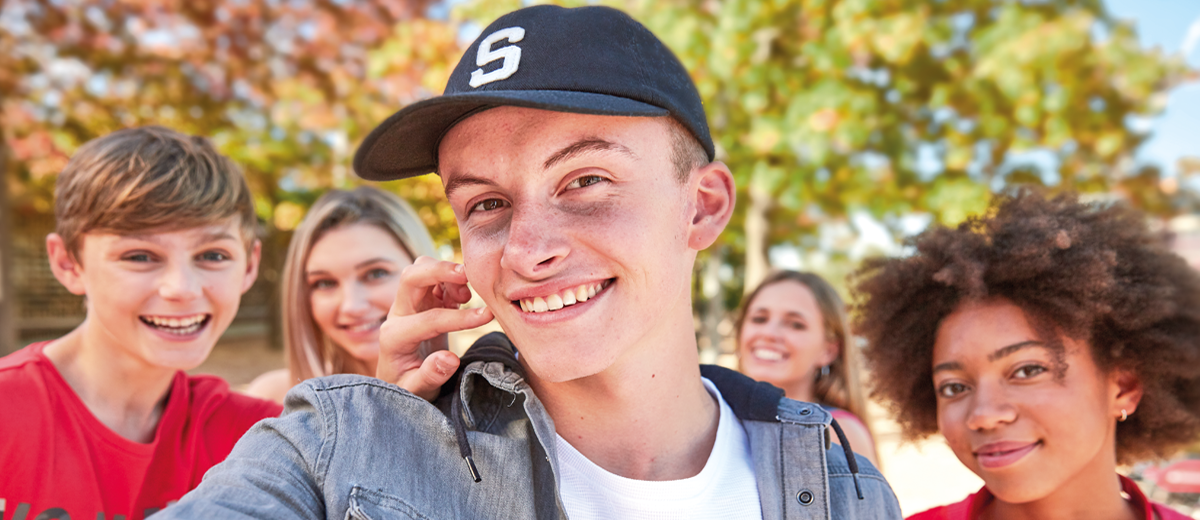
[520,280,615,313]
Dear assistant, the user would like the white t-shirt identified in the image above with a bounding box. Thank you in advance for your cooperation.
[554,378,763,520]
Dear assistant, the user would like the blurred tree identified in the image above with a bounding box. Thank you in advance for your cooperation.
[0,0,461,352]
[451,0,1197,356]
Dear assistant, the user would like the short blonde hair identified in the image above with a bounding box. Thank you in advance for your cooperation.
[282,187,437,380]
[54,126,257,258]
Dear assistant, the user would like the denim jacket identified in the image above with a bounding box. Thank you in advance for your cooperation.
[162,333,901,519]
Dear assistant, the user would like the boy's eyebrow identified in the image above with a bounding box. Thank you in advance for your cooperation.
[542,138,637,170]
[195,231,239,245]
[443,173,500,201]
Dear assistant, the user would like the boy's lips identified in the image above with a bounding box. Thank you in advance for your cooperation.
[139,313,211,338]
[512,278,614,314]
[974,440,1041,469]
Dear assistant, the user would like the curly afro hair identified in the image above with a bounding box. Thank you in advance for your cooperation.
[853,190,1200,463]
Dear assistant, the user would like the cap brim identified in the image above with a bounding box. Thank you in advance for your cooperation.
[353,90,669,181]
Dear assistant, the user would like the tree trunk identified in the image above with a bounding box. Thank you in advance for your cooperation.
[699,246,725,364]
[0,138,17,354]
[744,177,770,296]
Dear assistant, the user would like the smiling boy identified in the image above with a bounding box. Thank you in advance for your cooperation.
[0,127,281,520]
[163,6,900,519]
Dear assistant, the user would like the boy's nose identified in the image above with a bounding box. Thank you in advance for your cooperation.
[159,264,202,301]
[500,207,569,279]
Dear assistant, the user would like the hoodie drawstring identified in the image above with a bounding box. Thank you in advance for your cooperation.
[451,392,482,483]
[829,417,864,500]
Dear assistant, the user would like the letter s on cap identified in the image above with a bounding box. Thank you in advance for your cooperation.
[470,27,525,88]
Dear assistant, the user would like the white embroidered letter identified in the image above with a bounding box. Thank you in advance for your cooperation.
[470,27,526,88]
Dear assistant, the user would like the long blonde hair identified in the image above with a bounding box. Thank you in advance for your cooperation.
[735,271,872,427]
[281,187,437,380]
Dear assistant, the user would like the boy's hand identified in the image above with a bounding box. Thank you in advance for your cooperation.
[377,256,494,401]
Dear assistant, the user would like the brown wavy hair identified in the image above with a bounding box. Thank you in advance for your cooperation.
[853,190,1200,463]
[54,126,256,259]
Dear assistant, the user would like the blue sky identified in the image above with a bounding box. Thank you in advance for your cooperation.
[1104,0,1200,177]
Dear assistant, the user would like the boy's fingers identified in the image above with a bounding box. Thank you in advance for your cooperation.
[391,259,468,316]
[398,351,461,402]
[382,307,494,354]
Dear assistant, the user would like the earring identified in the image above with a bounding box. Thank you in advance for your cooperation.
[1120,409,1128,422]
[819,365,830,378]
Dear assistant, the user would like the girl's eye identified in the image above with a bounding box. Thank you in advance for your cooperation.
[310,279,336,290]
[364,268,391,281]
[1013,364,1047,379]
[749,315,768,324]
[937,382,969,398]
[566,175,605,190]
[198,251,230,262]
[788,320,806,330]
[470,199,509,214]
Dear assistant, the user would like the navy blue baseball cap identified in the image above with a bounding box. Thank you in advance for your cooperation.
[353,5,714,181]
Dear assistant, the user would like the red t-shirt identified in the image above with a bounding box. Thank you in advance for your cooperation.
[0,342,282,520]
[908,475,1190,520]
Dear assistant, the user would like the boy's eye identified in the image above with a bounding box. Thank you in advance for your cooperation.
[937,382,969,398]
[470,199,509,214]
[198,251,231,262]
[1013,364,1047,379]
[566,174,606,190]
[123,252,153,262]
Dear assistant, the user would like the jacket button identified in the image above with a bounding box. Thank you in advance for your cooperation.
[797,490,814,505]
[799,408,812,416]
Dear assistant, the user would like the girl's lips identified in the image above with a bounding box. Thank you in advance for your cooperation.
[975,441,1040,469]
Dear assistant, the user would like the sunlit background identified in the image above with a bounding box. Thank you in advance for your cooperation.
[1,0,1196,514]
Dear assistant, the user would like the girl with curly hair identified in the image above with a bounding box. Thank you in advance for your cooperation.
[854,190,1200,519]
[736,270,878,465]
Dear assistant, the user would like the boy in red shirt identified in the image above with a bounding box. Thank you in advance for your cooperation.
[0,127,282,520]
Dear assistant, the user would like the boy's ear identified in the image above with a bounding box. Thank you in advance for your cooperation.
[46,233,87,296]
[687,161,736,251]
[241,239,262,294]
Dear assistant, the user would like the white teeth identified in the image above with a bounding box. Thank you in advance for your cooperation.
[752,348,784,361]
[143,314,207,333]
[519,280,613,313]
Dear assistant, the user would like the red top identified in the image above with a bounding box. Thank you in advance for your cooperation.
[0,342,282,520]
[907,475,1190,520]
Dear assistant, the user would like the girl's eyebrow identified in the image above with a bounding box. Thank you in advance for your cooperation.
[933,340,1045,375]
[987,340,1044,362]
